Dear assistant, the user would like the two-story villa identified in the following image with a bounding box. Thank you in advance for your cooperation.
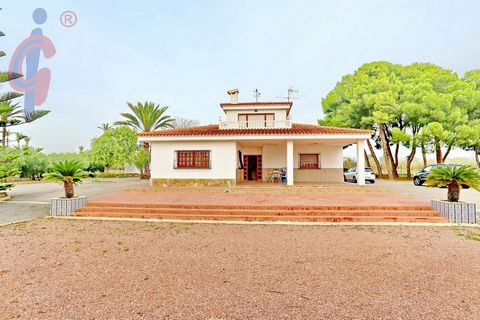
[138,89,372,186]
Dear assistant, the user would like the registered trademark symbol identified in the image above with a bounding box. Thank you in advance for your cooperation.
[60,10,77,27]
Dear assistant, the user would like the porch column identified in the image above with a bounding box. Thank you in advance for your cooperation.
[356,140,366,186]
[287,139,294,186]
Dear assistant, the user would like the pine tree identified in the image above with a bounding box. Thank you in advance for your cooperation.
[0,8,50,146]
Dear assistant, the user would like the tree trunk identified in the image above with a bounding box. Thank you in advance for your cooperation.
[475,147,480,168]
[143,142,151,179]
[421,143,427,167]
[406,146,416,179]
[64,181,75,198]
[442,144,453,163]
[364,150,371,168]
[393,143,400,173]
[447,180,460,202]
[435,142,443,164]
[367,139,383,178]
[379,125,398,179]
[1,125,5,147]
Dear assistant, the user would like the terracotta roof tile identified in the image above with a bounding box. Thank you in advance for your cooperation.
[138,123,372,137]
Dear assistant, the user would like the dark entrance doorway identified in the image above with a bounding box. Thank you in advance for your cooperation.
[243,155,262,181]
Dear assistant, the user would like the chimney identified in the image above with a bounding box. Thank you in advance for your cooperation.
[227,88,239,103]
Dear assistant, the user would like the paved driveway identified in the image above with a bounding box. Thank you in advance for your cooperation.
[0,178,149,225]
[370,179,480,210]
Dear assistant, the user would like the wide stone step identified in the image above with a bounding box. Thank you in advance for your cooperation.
[84,202,434,212]
[77,206,442,217]
[75,211,448,223]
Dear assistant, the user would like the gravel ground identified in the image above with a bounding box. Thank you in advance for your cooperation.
[1,219,480,320]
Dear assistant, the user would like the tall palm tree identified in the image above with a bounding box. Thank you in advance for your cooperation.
[14,132,27,148]
[0,101,23,146]
[115,102,174,133]
[5,129,13,147]
[23,136,31,147]
[97,123,113,131]
[114,102,174,178]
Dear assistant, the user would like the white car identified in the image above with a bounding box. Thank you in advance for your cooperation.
[343,167,376,184]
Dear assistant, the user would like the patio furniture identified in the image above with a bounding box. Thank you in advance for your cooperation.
[270,170,281,182]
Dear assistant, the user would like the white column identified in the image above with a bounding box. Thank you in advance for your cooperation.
[287,140,294,186]
[356,140,366,186]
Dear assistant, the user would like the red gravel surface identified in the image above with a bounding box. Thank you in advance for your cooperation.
[1,219,479,319]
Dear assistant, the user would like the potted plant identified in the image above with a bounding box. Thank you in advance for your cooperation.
[426,165,480,223]
[44,160,88,216]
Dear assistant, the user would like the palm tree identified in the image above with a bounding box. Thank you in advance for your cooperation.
[78,146,85,153]
[115,102,174,132]
[23,136,31,147]
[14,132,27,148]
[426,165,480,202]
[44,160,87,198]
[0,101,23,146]
[114,102,174,177]
[5,129,13,147]
[97,123,113,131]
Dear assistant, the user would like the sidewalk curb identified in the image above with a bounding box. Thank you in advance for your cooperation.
[0,219,33,227]
[48,215,480,228]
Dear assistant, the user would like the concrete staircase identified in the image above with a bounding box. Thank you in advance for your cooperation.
[76,202,448,223]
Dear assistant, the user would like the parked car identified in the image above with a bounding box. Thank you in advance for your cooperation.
[343,167,376,184]
[413,164,470,188]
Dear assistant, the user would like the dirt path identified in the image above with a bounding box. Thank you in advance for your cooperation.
[1,219,479,319]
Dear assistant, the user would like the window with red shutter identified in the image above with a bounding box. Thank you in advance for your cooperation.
[299,154,320,169]
[175,150,211,169]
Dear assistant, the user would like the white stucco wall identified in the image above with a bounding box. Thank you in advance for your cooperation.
[225,109,287,122]
[263,144,286,168]
[246,143,343,169]
[294,144,343,168]
[240,146,263,155]
[150,141,237,180]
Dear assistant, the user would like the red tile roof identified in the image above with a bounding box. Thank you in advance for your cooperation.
[138,123,372,137]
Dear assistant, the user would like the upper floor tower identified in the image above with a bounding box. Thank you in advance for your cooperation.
[219,89,293,129]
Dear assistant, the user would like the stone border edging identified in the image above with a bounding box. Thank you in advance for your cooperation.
[49,215,474,227]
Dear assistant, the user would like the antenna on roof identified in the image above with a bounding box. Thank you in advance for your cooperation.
[253,88,261,102]
[276,87,299,102]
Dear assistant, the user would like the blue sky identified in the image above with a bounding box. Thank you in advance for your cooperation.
[2,0,480,153]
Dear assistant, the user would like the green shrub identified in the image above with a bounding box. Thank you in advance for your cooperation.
[94,172,138,178]
[0,183,14,191]
[20,152,49,180]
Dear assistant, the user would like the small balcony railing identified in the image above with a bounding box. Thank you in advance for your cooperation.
[219,120,292,129]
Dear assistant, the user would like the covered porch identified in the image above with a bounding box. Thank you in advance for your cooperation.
[236,138,368,186]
